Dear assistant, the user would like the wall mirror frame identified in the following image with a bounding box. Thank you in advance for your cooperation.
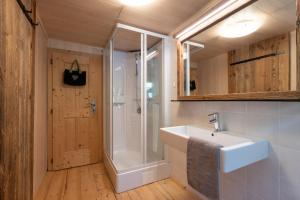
[177,0,300,101]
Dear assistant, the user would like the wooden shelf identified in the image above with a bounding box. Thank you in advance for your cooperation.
[174,91,300,101]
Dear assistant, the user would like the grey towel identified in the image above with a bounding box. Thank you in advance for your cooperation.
[187,137,223,200]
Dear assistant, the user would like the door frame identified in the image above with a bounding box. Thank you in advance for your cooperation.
[47,48,103,170]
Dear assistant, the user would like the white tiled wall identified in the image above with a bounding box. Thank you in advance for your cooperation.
[112,51,141,153]
[168,101,300,200]
[165,38,300,200]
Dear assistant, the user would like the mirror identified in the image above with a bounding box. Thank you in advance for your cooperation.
[178,0,300,100]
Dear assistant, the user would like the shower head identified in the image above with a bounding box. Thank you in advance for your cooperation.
[146,50,159,61]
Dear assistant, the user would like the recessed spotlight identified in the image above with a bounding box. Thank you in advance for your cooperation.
[120,0,154,7]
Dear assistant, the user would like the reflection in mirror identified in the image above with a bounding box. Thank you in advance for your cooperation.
[182,41,204,95]
[182,0,296,96]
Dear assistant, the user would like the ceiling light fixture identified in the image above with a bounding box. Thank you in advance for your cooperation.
[175,0,253,41]
[120,0,154,7]
[219,18,262,38]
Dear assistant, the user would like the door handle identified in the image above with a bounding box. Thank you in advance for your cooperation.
[90,100,96,113]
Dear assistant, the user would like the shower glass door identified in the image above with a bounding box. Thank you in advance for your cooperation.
[112,28,144,171]
[107,25,166,173]
[145,36,164,163]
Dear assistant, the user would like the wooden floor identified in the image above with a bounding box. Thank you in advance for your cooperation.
[35,163,199,200]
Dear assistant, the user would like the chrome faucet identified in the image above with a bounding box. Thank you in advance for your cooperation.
[208,112,220,132]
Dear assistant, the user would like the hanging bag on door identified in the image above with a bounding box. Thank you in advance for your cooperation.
[64,59,86,86]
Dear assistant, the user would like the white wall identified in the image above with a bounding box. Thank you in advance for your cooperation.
[33,15,48,196]
[167,39,300,200]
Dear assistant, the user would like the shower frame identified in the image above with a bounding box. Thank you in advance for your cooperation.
[103,23,171,193]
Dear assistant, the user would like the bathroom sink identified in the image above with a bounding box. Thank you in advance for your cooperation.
[160,126,269,173]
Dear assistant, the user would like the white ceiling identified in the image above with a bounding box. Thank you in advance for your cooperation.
[113,28,162,52]
[37,0,210,47]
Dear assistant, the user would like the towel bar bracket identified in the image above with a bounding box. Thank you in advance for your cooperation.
[16,0,39,27]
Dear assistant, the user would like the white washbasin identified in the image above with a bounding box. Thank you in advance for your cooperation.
[160,125,269,173]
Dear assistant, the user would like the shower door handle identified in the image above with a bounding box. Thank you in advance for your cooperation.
[90,100,96,113]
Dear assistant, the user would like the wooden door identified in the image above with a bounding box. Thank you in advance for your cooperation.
[48,49,102,170]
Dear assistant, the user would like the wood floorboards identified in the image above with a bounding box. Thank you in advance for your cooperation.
[34,163,200,200]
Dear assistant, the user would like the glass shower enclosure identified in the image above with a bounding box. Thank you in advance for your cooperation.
[103,24,170,193]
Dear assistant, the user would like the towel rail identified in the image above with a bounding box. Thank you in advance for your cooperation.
[230,52,285,66]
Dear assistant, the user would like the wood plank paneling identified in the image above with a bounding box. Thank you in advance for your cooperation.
[37,0,209,47]
[228,33,290,93]
[177,41,184,97]
[0,0,35,199]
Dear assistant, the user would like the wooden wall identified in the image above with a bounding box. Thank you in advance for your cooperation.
[33,14,48,197]
[0,0,35,199]
[228,33,290,93]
